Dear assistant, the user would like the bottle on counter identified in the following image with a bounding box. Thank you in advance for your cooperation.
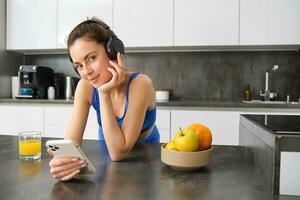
[244,85,252,101]
[47,86,55,100]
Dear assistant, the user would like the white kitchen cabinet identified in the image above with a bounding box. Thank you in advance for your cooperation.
[280,152,300,196]
[44,105,72,138]
[240,0,300,45]
[171,110,240,145]
[6,0,57,50]
[0,105,43,135]
[44,105,170,141]
[57,0,113,48]
[113,0,173,47]
[156,109,171,143]
[174,0,239,46]
[83,109,99,140]
[44,105,98,139]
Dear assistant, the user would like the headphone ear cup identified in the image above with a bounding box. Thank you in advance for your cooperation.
[105,36,116,60]
[105,35,125,60]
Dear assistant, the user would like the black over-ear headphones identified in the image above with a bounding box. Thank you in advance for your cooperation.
[89,20,125,60]
[71,19,125,75]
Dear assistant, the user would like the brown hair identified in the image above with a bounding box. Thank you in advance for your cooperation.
[67,17,108,62]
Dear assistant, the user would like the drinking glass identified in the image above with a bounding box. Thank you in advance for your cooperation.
[19,131,42,160]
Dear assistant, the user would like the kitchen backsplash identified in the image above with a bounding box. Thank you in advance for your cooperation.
[0,51,23,98]
[25,51,300,101]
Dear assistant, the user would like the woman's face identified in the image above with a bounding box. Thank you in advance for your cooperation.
[69,38,112,88]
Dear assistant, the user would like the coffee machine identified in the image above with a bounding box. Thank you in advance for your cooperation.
[17,65,54,99]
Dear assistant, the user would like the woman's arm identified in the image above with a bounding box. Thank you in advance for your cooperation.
[48,79,92,181]
[100,74,154,161]
[64,79,92,145]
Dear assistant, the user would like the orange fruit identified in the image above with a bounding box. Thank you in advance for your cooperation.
[187,123,212,151]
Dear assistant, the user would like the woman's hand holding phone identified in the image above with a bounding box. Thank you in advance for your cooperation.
[48,149,87,181]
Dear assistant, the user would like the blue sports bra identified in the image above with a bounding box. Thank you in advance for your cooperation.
[91,72,159,143]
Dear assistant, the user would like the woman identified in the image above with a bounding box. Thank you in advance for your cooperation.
[48,18,159,181]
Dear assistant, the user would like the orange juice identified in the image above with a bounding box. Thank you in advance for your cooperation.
[19,140,41,156]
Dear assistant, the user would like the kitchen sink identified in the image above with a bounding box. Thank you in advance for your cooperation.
[242,100,299,104]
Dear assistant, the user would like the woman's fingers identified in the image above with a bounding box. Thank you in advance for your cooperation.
[109,60,121,72]
[49,157,86,181]
[117,52,125,68]
[107,67,118,82]
[50,159,85,175]
[60,169,81,181]
[49,157,79,167]
[109,54,125,83]
[54,165,82,181]
[109,53,125,71]
[98,67,118,92]
[98,53,125,92]
[47,149,53,157]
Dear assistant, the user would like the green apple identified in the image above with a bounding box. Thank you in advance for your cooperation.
[174,128,199,152]
[165,140,177,151]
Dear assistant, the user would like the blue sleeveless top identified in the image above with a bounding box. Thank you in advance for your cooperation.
[91,72,160,143]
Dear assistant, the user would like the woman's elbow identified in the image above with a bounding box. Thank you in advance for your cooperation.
[109,153,126,161]
[109,147,131,161]
[110,155,124,162]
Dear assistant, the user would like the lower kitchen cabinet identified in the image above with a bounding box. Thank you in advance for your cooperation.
[1,104,298,145]
[44,105,98,139]
[156,109,171,143]
[0,104,172,142]
[0,105,44,135]
[44,106,171,141]
[44,105,72,138]
[171,110,241,145]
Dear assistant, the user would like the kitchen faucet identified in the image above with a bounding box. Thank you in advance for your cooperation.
[260,65,279,101]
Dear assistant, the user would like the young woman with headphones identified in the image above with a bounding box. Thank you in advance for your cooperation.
[48,18,159,181]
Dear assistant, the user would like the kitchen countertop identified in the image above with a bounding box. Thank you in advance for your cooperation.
[0,135,298,200]
[239,115,300,195]
[1,98,300,109]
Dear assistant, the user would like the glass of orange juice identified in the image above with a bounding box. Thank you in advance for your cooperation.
[19,131,42,160]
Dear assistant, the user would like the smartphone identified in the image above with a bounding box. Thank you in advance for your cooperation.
[45,139,96,174]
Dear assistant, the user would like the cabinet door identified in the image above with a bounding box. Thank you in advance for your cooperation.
[174,0,239,46]
[44,105,98,139]
[0,106,43,135]
[156,109,171,143]
[240,0,300,45]
[113,0,173,47]
[171,110,240,145]
[6,0,57,50]
[84,109,98,140]
[44,106,72,138]
[57,0,113,48]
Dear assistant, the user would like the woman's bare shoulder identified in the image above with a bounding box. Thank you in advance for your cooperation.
[128,73,155,107]
[74,79,93,104]
[132,73,153,88]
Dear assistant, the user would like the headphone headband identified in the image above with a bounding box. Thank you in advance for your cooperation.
[75,19,115,38]
[79,20,110,31]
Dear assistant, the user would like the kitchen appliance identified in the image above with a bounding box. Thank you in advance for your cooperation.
[54,73,66,99]
[156,90,170,102]
[17,65,54,99]
[245,115,300,135]
[11,76,19,98]
[65,76,79,100]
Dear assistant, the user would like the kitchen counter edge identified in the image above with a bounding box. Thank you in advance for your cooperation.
[1,98,300,109]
